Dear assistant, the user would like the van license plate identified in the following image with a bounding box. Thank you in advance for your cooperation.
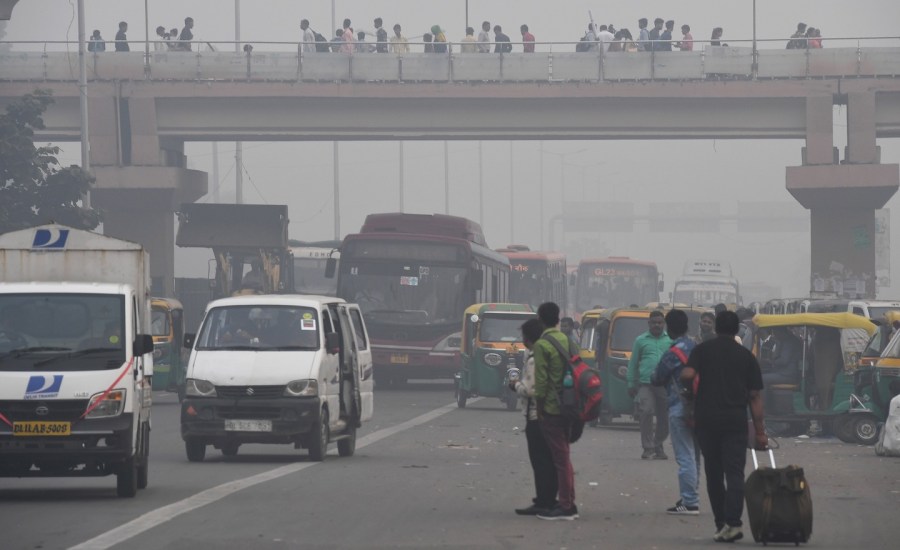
[390,354,409,364]
[13,421,71,437]
[224,419,272,432]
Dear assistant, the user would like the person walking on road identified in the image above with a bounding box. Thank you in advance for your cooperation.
[681,311,768,543]
[533,302,579,520]
[652,309,701,515]
[512,318,558,516]
[628,310,672,459]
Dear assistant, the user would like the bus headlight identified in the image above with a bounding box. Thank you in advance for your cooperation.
[185,379,217,397]
[284,379,318,397]
[484,353,503,367]
[85,389,126,418]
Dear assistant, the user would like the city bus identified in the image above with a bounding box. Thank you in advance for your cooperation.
[497,246,567,311]
[336,213,510,384]
[671,259,741,307]
[573,257,661,317]
[290,240,341,296]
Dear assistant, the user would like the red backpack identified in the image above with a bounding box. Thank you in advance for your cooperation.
[542,335,604,422]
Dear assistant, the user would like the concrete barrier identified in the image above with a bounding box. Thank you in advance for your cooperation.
[757,50,808,78]
[249,52,299,81]
[603,51,652,80]
[703,47,753,77]
[149,52,199,79]
[551,52,600,81]
[451,53,501,81]
[350,53,400,82]
[400,54,450,81]
[860,48,900,77]
[91,52,146,80]
[501,53,550,81]
[301,52,350,81]
[0,52,47,80]
[652,51,704,80]
[198,52,249,80]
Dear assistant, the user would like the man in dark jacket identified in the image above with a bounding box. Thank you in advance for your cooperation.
[493,25,512,53]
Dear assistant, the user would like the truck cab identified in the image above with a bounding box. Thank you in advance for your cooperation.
[181,294,373,461]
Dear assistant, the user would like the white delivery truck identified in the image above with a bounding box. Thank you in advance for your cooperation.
[0,225,154,497]
[181,294,372,461]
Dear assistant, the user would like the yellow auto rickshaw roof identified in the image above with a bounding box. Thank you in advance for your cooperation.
[580,308,606,320]
[464,303,534,316]
[151,297,184,310]
[752,312,876,336]
[881,310,900,324]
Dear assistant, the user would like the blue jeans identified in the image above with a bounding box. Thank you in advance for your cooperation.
[669,412,701,507]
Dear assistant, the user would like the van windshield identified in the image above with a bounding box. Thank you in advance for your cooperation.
[196,305,320,351]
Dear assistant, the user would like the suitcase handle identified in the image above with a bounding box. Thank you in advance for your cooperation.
[751,448,776,470]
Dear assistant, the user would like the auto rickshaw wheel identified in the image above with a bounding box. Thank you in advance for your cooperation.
[833,414,857,444]
[852,415,879,445]
[456,386,468,408]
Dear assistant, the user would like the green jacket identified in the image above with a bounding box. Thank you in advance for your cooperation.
[533,327,569,416]
[627,330,673,389]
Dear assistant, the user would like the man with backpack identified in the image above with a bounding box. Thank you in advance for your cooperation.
[300,19,316,54]
[532,302,579,520]
[651,309,701,516]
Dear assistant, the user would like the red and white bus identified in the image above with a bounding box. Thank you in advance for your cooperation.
[337,213,510,384]
[497,246,567,311]
[574,257,662,316]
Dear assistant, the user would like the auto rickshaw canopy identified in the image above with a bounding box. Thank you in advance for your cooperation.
[752,312,876,336]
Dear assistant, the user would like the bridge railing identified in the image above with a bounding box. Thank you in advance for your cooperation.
[1,38,899,83]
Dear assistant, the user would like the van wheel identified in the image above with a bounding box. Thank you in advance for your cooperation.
[337,425,356,457]
[137,424,150,489]
[116,456,138,498]
[852,415,879,445]
[221,443,240,457]
[185,439,206,462]
[308,409,329,461]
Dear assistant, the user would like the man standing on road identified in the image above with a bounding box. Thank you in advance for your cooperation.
[628,310,672,459]
[681,311,767,543]
[533,302,579,520]
[652,309,701,516]
[512,318,558,516]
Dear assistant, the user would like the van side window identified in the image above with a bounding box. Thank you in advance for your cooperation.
[349,309,368,350]
[321,310,334,333]
[852,307,865,316]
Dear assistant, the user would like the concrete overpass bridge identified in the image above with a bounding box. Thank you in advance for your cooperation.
[1,47,899,297]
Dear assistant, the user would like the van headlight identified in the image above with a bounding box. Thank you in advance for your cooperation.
[432,332,461,352]
[284,379,318,397]
[483,352,503,367]
[85,389,126,418]
[185,379,217,397]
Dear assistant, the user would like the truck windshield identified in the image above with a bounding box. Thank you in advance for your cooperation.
[293,256,338,296]
[0,293,126,371]
[195,305,320,351]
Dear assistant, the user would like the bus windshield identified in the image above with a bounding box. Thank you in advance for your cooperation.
[508,260,550,308]
[340,262,468,325]
[673,282,738,306]
[577,262,658,311]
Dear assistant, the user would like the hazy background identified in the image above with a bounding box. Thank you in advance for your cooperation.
[3,0,899,299]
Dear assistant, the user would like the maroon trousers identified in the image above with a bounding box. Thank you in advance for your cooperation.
[540,413,575,510]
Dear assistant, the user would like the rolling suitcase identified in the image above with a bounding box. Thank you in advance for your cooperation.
[744,449,813,546]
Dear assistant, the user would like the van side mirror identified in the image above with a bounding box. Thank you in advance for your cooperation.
[183,333,196,349]
[325,332,340,354]
[325,258,337,279]
[133,334,155,356]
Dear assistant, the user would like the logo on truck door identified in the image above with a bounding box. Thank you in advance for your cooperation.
[24,375,63,400]
[31,228,70,249]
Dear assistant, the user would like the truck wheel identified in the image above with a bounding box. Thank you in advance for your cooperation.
[852,415,879,445]
[308,408,329,462]
[185,439,206,462]
[456,386,467,409]
[137,424,150,489]
[116,456,138,498]
[337,425,356,457]
[221,443,240,457]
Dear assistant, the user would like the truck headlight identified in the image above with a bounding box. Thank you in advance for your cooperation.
[484,352,503,367]
[185,379,217,397]
[432,332,461,353]
[85,389,126,418]
[284,379,318,397]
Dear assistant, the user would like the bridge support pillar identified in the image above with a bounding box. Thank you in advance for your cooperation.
[787,164,898,298]
[90,166,207,296]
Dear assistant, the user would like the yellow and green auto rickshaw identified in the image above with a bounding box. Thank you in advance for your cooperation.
[577,308,606,366]
[865,324,900,428]
[151,298,186,398]
[753,313,881,444]
[860,311,900,367]
[454,303,536,410]
[592,308,652,425]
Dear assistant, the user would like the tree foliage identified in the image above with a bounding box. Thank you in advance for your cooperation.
[0,90,101,233]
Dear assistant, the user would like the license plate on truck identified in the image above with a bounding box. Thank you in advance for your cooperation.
[13,421,71,436]
[390,354,409,364]
[224,419,272,432]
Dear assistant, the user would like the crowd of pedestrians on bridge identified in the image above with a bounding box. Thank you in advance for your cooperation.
[85,14,824,55]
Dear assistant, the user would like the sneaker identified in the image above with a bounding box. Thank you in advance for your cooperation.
[537,506,579,521]
[653,451,669,460]
[666,500,699,515]
[641,449,654,459]
[515,504,550,516]
[713,525,744,543]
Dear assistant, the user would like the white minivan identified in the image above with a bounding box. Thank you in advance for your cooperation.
[180,295,373,461]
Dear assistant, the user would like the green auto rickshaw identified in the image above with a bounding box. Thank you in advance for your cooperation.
[151,297,186,399]
[454,303,536,410]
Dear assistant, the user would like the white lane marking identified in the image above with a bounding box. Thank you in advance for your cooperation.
[69,401,466,550]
